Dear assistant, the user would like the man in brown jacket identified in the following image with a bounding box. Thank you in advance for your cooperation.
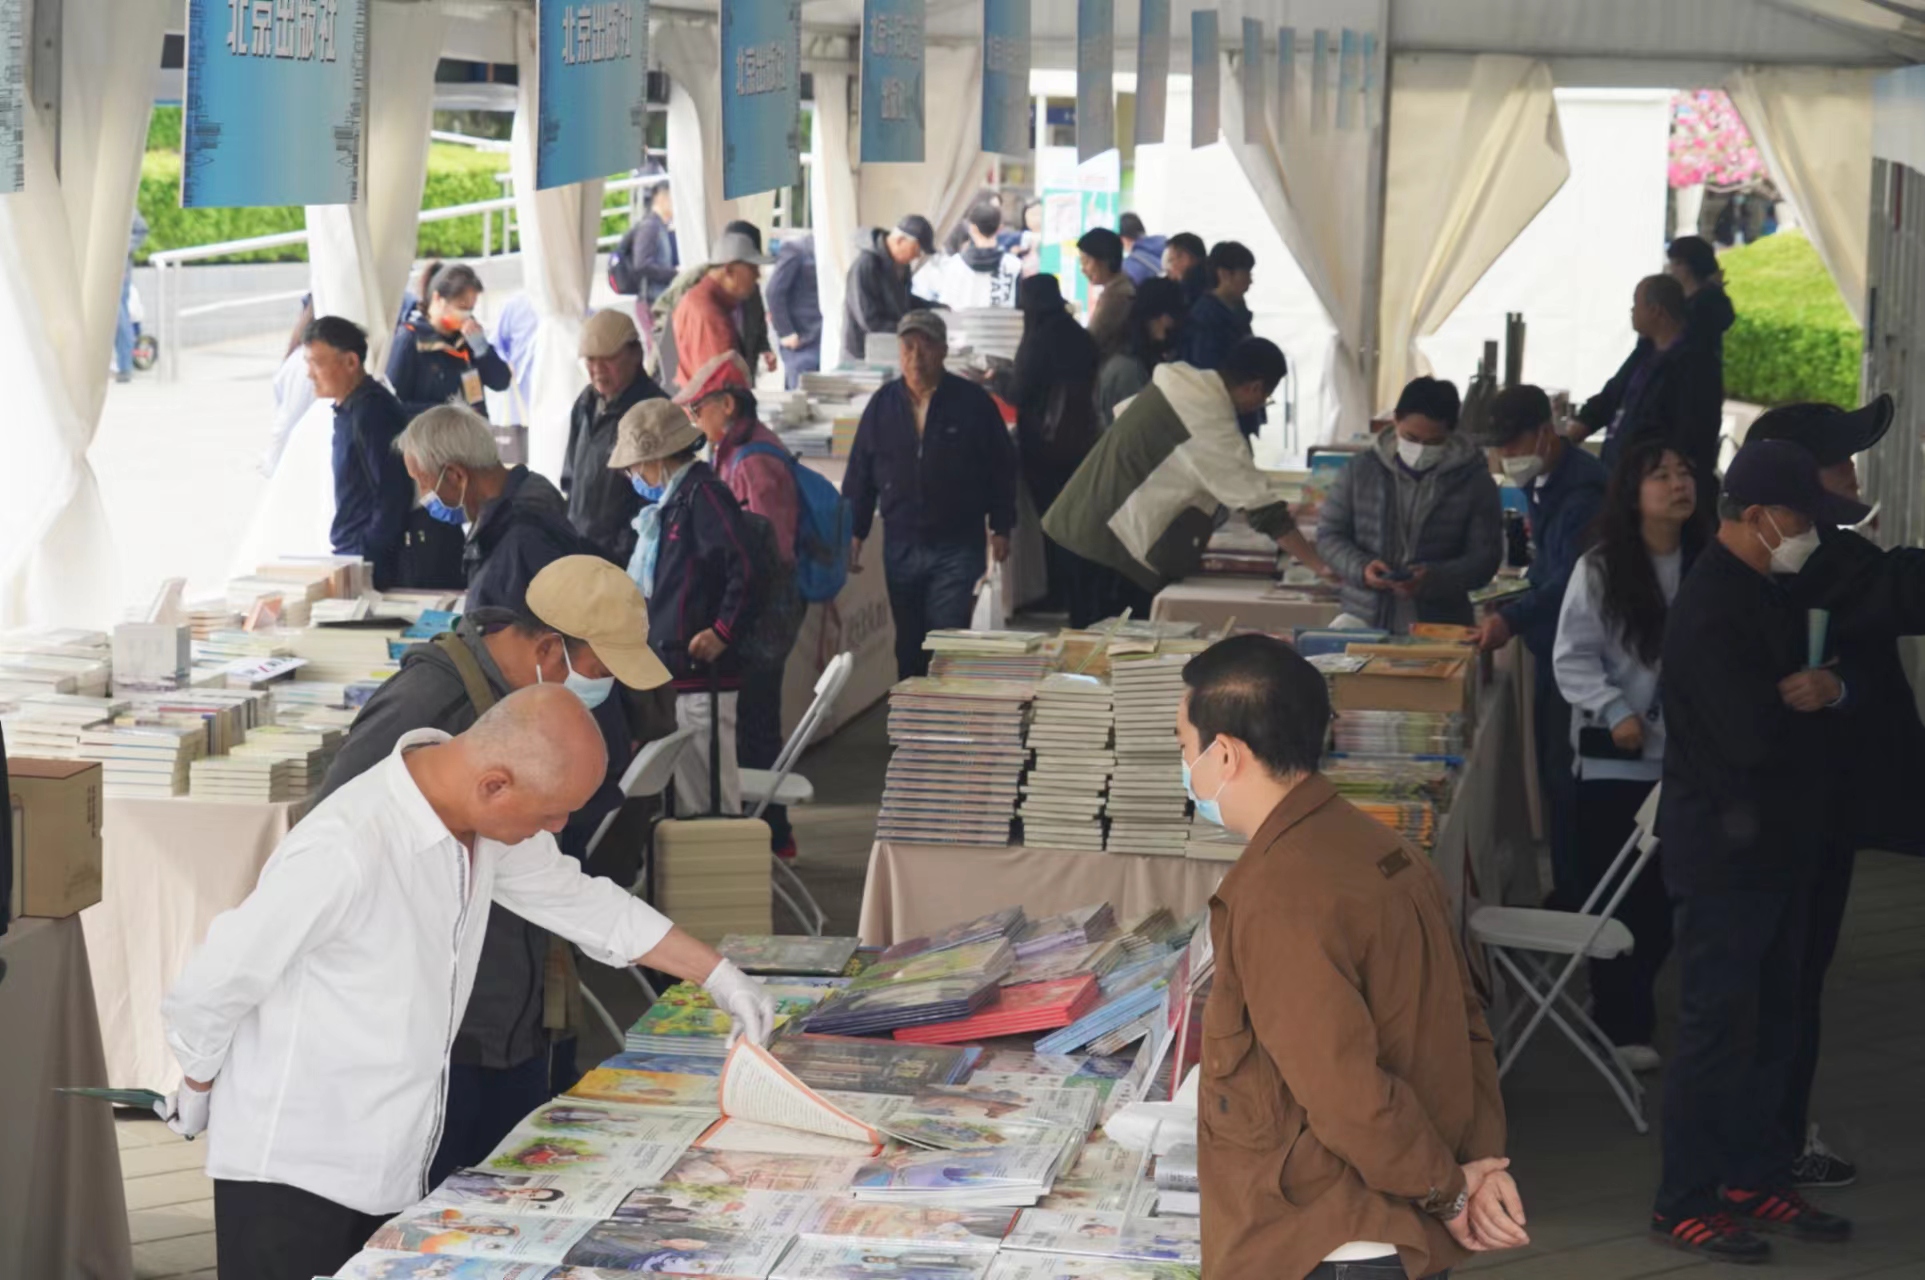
[1179,635,1528,1279]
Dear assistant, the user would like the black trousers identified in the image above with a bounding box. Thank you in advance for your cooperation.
[1532,665,1579,906]
[737,662,793,848]
[1060,544,1156,631]
[214,1178,387,1280]
[1783,840,1856,1143]
[1656,887,1810,1217]
[1575,777,1673,1046]
[884,538,986,680]
[428,1052,553,1187]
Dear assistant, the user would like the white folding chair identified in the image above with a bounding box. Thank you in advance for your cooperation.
[740,653,855,937]
[1470,783,1663,1133]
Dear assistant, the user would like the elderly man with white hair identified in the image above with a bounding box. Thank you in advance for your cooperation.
[160,684,775,1280]
[396,403,596,613]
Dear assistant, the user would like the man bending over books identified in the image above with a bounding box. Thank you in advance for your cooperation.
[159,685,776,1280]
[1179,635,1527,1279]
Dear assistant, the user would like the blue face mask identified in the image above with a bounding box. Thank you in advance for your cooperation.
[631,473,665,502]
[536,640,615,710]
[1182,740,1229,828]
[425,468,467,525]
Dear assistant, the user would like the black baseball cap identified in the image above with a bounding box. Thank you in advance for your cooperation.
[1743,394,1893,468]
[896,215,936,255]
[1722,438,1871,527]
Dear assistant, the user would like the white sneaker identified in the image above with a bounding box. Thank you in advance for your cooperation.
[1616,1044,1662,1073]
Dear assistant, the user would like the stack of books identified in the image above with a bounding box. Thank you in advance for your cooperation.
[217,724,343,799]
[924,630,1053,687]
[1035,953,1182,1056]
[1014,905,1118,960]
[1183,820,1246,861]
[1019,674,1114,852]
[625,981,836,1058]
[892,975,1102,1044]
[286,623,407,685]
[1155,1143,1201,1215]
[182,600,243,639]
[804,938,1014,1037]
[948,309,1027,360]
[1331,709,1467,758]
[188,755,305,802]
[719,935,861,977]
[876,677,1032,846]
[0,629,113,696]
[1326,758,1453,851]
[1196,521,1281,577]
[0,693,122,757]
[270,681,373,731]
[78,722,208,798]
[1104,654,1194,856]
[768,1036,981,1094]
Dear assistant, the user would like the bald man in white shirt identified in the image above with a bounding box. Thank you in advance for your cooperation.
[160,685,775,1280]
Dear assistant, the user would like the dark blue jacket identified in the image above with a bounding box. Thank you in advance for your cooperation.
[647,462,758,691]
[386,310,513,420]
[1498,444,1608,661]
[766,236,822,352]
[1180,293,1253,371]
[1122,235,1167,285]
[465,467,607,614]
[843,373,1018,549]
[328,377,415,589]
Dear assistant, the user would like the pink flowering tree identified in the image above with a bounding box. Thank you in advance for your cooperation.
[1670,90,1765,189]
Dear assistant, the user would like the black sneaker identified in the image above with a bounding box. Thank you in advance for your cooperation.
[1792,1124,1858,1188]
[1650,1211,1771,1264]
[1721,1188,1853,1243]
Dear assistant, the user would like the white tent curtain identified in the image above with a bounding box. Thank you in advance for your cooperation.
[854,44,991,242]
[1376,54,1569,406]
[657,18,723,266]
[810,70,859,369]
[305,0,450,372]
[0,0,169,627]
[511,9,605,481]
[1727,65,1876,326]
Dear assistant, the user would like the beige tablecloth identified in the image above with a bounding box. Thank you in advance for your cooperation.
[857,841,1228,948]
[81,796,305,1092]
[0,916,134,1278]
[1150,577,1341,634]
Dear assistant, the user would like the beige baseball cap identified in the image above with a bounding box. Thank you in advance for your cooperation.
[524,556,671,690]
[608,398,705,470]
[579,309,641,359]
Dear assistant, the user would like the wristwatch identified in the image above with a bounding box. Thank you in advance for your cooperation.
[1420,1185,1469,1222]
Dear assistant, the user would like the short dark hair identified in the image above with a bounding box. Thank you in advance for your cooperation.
[1717,490,1750,523]
[1119,212,1147,241]
[427,262,484,303]
[303,314,368,362]
[966,200,1003,238]
[649,180,672,206]
[1485,384,1552,446]
[1667,234,1719,282]
[1395,376,1461,429]
[1077,228,1124,272]
[1182,634,1329,779]
[1207,240,1256,274]
[1638,273,1688,322]
[725,220,763,252]
[1167,232,1206,261]
[1220,337,1287,392]
[719,385,758,422]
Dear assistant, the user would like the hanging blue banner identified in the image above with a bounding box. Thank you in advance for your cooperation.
[1241,17,1265,144]
[981,0,1031,155]
[183,0,368,207]
[1338,28,1360,130]
[1191,9,1220,148]
[861,0,924,162]
[720,0,801,199]
[537,0,650,190]
[1134,0,1170,146]
[1076,0,1114,163]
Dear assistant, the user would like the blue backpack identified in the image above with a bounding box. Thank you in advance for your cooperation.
[733,442,852,603]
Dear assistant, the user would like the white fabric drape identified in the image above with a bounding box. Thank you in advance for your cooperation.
[1377,54,1569,406]
[854,44,990,242]
[810,70,859,371]
[511,9,605,482]
[305,0,449,371]
[0,0,169,627]
[657,18,724,266]
[1727,66,1876,325]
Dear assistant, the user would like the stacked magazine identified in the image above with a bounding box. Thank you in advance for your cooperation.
[721,935,862,977]
[803,939,1014,1037]
[1331,709,1467,758]
[877,677,1033,846]
[1104,654,1195,856]
[924,630,1054,687]
[1018,674,1115,852]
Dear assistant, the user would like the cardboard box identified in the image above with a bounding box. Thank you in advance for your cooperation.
[8,758,104,919]
[1332,656,1470,714]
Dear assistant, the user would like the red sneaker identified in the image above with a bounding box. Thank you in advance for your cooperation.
[1720,1188,1852,1243]
[1650,1211,1771,1264]
[773,839,798,861]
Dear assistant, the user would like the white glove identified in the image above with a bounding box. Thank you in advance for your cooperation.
[703,959,776,1047]
[155,1083,211,1139]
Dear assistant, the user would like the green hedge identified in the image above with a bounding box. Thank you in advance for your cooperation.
[1721,231,1861,408]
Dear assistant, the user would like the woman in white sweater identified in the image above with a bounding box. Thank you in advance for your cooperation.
[1552,440,1706,1073]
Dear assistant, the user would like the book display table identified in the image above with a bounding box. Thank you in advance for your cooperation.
[0,916,134,1278]
[81,795,308,1092]
[1149,575,1342,635]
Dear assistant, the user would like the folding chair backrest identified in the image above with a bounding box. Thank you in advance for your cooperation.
[1633,781,1662,853]
[772,652,856,774]
[623,727,696,800]
[1577,782,1662,919]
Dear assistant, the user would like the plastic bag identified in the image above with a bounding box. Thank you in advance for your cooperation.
[970,560,1006,632]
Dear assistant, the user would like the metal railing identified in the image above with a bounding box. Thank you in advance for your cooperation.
[148,172,664,381]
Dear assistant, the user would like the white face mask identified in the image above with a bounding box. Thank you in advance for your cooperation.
[1761,510,1821,576]
[1500,433,1548,485]
[1398,437,1444,472]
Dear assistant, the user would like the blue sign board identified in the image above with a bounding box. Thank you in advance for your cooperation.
[537,0,650,190]
[1076,0,1114,163]
[981,0,1031,155]
[861,0,924,162]
[183,0,367,207]
[1191,9,1220,148]
[1133,0,1169,146]
[720,0,801,199]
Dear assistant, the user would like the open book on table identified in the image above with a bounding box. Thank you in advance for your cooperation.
[699,1041,887,1157]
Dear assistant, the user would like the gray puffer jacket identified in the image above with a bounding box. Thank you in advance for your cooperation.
[1316,428,1503,630]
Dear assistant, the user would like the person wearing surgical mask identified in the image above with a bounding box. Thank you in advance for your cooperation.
[1317,376,1504,632]
[1178,634,1527,1278]
[311,555,679,1197]
[1471,385,1610,909]
[388,260,514,421]
[1648,438,1868,1264]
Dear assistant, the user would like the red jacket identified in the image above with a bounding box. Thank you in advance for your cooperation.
[714,418,799,565]
[673,274,742,388]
